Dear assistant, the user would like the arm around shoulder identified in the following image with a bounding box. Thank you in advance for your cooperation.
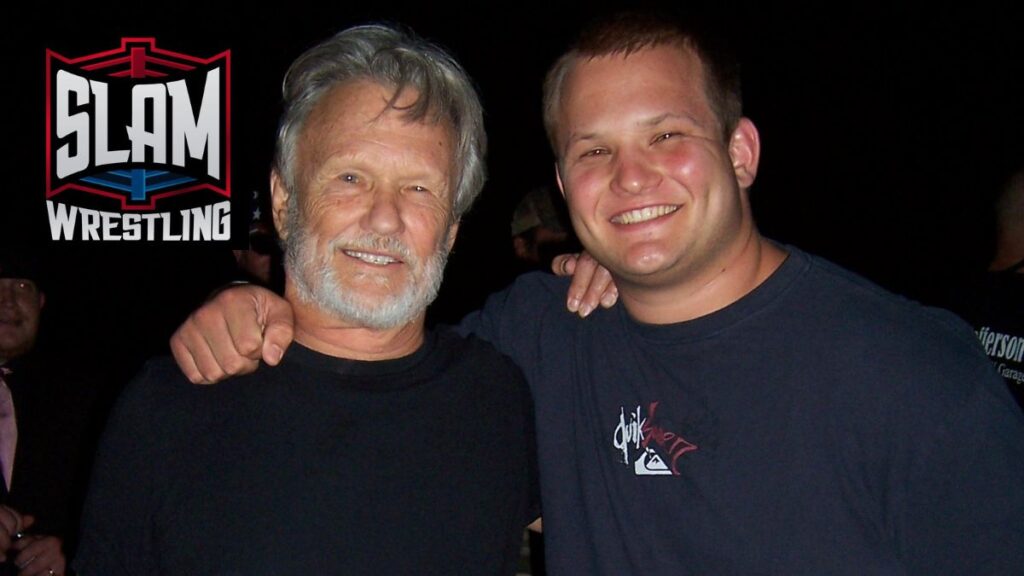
[170,283,294,384]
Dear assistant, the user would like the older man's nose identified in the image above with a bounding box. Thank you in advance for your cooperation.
[363,189,404,236]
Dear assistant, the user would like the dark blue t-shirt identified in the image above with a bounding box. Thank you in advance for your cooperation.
[462,247,1024,575]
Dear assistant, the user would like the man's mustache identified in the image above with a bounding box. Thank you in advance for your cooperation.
[327,234,418,267]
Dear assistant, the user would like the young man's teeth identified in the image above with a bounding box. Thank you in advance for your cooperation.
[344,250,397,265]
[613,205,679,224]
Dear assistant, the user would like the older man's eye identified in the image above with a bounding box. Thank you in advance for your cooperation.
[410,185,430,193]
[340,173,359,184]
[653,132,681,144]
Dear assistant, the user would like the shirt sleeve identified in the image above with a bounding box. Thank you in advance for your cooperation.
[898,363,1024,574]
[456,272,569,371]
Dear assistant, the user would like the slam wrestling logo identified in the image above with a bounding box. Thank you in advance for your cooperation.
[45,38,231,241]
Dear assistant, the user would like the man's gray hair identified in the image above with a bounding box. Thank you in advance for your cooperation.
[274,24,486,218]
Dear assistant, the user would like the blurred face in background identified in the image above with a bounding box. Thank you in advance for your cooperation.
[0,278,45,362]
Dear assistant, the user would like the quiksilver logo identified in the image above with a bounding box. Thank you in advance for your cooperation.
[612,402,697,476]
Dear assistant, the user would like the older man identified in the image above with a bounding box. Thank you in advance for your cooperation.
[74,25,535,575]
[171,12,1024,575]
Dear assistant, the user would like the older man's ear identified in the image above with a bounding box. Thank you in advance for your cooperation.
[445,221,460,252]
[270,171,292,242]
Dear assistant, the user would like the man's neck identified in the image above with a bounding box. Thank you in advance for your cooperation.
[287,288,427,361]
[618,231,787,325]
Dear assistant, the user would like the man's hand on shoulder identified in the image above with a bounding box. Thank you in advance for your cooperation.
[551,251,618,318]
[170,284,295,384]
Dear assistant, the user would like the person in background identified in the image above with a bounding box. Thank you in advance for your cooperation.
[949,166,1024,407]
[232,189,282,289]
[1,251,97,576]
[510,185,576,274]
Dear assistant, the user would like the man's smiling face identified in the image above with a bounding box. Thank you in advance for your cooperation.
[275,80,458,329]
[555,44,757,291]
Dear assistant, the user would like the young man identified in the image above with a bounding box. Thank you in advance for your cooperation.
[171,13,1024,574]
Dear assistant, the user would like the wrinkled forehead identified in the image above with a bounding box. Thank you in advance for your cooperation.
[309,79,455,138]
[299,81,453,159]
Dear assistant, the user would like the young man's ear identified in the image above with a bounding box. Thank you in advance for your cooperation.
[270,171,292,241]
[728,117,761,189]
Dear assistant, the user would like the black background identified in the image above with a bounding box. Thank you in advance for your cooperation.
[2,1,1022,390]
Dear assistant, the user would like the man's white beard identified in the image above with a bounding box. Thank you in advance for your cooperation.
[283,202,450,330]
